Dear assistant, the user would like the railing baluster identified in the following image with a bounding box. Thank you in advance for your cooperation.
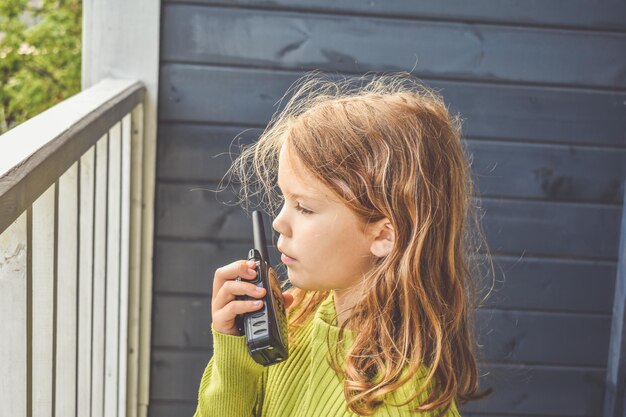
[105,122,122,417]
[127,103,144,417]
[0,79,147,417]
[0,213,28,416]
[118,113,132,417]
[56,163,79,416]
[92,135,108,417]
[32,185,56,417]
[77,146,96,417]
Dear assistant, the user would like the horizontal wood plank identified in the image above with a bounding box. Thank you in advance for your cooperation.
[155,184,261,241]
[154,240,255,295]
[475,309,609,367]
[480,256,615,315]
[481,198,621,260]
[164,0,626,31]
[162,5,626,89]
[153,240,616,315]
[155,183,622,259]
[460,364,604,417]
[151,349,604,416]
[156,124,261,183]
[150,350,213,403]
[470,141,625,204]
[157,123,626,204]
[152,295,212,349]
[153,293,610,367]
[148,402,197,417]
[158,65,626,147]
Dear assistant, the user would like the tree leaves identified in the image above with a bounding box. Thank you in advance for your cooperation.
[0,0,81,134]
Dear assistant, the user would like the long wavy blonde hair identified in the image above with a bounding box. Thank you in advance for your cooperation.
[224,71,494,416]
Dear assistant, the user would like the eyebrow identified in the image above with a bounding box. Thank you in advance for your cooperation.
[276,181,320,201]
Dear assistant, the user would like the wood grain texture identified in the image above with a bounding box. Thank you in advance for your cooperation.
[164,0,626,31]
[153,2,626,415]
[481,198,621,260]
[481,256,616,315]
[156,124,261,183]
[162,5,626,89]
[159,65,626,147]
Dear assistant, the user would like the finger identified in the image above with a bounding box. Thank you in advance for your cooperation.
[212,279,266,313]
[212,259,257,301]
[214,299,265,326]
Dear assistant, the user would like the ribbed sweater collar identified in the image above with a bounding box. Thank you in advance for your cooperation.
[313,291,338,326]
[312,291,355,343]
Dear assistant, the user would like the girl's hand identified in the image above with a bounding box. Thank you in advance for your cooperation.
[211,259,294,336]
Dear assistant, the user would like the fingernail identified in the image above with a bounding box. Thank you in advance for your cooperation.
[254,300,263,306]
[246,260,255,267]
[247,269,256,276]
[256,287,264,293]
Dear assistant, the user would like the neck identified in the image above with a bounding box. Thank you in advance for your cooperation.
[332,286,363,328]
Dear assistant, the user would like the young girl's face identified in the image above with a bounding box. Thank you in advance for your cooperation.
[272,142,376,293]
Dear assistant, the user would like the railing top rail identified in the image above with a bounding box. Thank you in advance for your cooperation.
[0,78,145,234]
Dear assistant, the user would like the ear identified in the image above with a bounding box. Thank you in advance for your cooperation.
[368,218,395,258]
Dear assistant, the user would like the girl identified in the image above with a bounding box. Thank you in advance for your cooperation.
[193,71,493,417]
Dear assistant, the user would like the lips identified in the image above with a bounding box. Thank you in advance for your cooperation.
[281,253,297,264]
[277,246,297,264]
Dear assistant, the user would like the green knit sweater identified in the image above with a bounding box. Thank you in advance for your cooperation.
[193,291,461,417]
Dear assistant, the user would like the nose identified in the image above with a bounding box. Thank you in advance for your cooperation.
[272,202,291,237]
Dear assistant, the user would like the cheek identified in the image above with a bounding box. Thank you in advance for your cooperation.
[309,226,368,282]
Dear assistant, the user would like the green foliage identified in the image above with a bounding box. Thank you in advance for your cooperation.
[0,0,82,133]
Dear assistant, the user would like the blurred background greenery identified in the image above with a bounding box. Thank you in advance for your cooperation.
[0,0,82,134]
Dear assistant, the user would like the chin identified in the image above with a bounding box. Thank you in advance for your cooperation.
[286,272,322,292]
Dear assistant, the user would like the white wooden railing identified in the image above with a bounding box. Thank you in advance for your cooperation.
[0,79,151,417]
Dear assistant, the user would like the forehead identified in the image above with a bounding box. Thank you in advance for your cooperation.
[277,143,329,200]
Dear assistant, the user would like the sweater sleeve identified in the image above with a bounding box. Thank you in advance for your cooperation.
[193,324,267,417]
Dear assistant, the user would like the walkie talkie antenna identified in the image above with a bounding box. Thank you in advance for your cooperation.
[252,210,270,263]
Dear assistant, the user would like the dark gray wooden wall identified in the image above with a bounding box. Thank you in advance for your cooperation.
[152,1,626,416]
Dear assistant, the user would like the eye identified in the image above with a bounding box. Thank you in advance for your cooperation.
[294,203,313,215]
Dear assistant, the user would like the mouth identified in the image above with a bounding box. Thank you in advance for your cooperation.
[277,247,297,264]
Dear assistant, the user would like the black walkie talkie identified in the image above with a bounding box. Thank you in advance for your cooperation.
[235,210,289,366]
